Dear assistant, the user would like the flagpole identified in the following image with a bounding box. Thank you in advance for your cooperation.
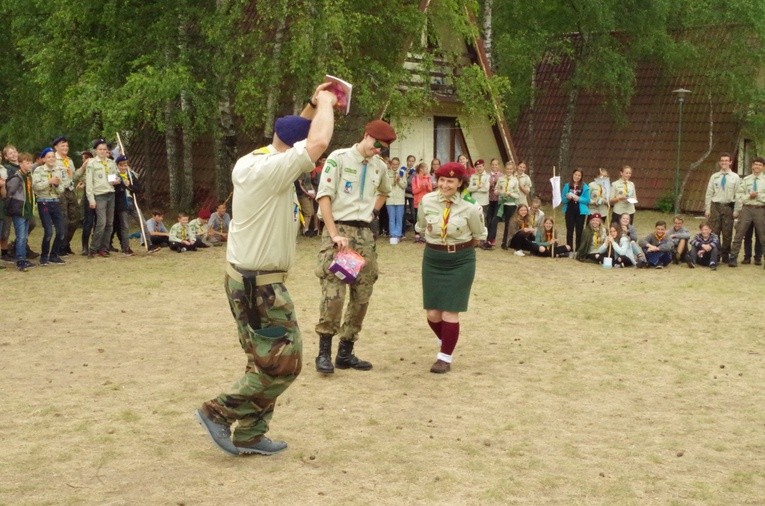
[551,166,556,258]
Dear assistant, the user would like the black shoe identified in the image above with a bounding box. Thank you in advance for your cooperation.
[315,334,334,373]
[742,258,751,265]
[49,257,66,265]
[59,250,70,257]
[81,248,89,256]
[710,262,717,271]
[335,339,372,370]
[686,257,695,269]
[756,259,762,266]
[636,260,647,269]
[26,248,40,259]
[109,245,119,253]
[728,259,737,267]
[1,252,15,262]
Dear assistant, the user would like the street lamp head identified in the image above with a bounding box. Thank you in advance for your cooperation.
[672,88,691,103]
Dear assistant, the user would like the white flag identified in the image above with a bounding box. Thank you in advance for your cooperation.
[550,176,562,208]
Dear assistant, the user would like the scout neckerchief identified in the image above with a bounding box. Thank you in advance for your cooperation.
[504,175,509,193]
[180,224,187,241]
[477,173,482,186]
[655,231,665,243]
[592,226,601,248]
[545,229,553,242]
[217,213,224,233]
[440,193,453,243]
[720,172,727,190]
[99,158,109,176]
[60,156,72,178]
[754,176,759,192]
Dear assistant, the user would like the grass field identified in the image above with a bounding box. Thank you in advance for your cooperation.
[1,210,763,505]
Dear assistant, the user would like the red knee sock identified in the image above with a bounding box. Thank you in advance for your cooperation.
[439,321,459,356]
[427,319,442,338]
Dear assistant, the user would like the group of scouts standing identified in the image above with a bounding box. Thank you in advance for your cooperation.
[0,138,148,271]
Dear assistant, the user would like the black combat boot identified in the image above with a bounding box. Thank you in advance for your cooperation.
[315,334,335,374]
[335,339,372,370]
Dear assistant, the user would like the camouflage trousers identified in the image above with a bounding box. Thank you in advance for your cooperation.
[202,272,302,446]
[314,224,378,341]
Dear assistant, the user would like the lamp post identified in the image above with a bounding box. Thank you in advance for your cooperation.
[672,88,691,214]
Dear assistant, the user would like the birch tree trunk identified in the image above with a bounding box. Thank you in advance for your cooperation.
[263,16,287,139]
[164,102,180,209]
[482,0,493,70]
[557,86,579,182]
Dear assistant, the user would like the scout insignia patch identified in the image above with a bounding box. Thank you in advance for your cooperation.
[344,181,353,193]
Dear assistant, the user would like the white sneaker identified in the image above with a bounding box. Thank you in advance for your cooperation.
[514,250,525,256]
[390,237,399,245]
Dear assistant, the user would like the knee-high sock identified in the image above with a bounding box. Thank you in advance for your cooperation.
[427,319,442,338]
[439,321,459,356]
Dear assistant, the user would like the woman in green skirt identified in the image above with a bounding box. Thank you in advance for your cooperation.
[415,162,487,373]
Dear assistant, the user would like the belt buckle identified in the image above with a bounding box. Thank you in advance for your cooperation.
[446,243,456,253]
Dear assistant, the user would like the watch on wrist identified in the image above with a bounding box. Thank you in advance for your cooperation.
[373,208,380,218]
[307,98,317,109]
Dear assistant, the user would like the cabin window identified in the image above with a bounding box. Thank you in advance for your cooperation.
[434,116,470,163]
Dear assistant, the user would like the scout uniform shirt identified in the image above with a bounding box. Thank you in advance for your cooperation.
[85,156,118,205]
[705,170,739,214]
[495,174,520,205]
[415,190,487,244]
[467,172,490,206]
[31,165,65,200]
[610,178,636,215]
[189,218,209,240]
[386,165,407,206]
[55,154,77,191]
[227,140,313,271]
[516,172,532,206]
[734,173,765,213]
[588,177,610,217]
[316,145,391,222]
[169,222,196,243]
[208,212,231,235]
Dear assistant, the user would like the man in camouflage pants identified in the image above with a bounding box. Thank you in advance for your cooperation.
[195,83,337,456]
[314,119,396,374]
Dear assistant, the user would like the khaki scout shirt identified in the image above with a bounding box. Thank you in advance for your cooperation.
[415,190,487,244]
[227,141,313,271]
[169,222,196,243]
[516,173,532,206]
[496,174,520,204]
[85,157,118,205]
[55,154,76,191]
[31,165,65,200]
[734,173,765,213]
[588,177,610,216]
[316,144,391,222]
[610,179,636,215]
[705,170,739,213]
[467,172,490,206]
[386,166,407,206]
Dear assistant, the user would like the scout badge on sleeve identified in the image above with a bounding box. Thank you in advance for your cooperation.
[329,249,366,283]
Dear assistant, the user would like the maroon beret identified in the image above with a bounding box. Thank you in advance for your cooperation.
[475,159,484,166]
[589,213,602,221]
[364,119,397,144]
[435,162,467,180]
[198,208,212,219]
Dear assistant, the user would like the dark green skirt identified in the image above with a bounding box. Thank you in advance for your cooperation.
[422,246,476,312]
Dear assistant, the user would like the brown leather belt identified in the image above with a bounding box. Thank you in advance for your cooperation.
[336,220,371,228]
[426,241,474,253]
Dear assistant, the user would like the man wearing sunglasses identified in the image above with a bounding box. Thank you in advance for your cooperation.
[314,119,397,374]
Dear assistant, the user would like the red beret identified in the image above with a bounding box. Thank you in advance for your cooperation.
[475,159,484,166]
[364,119,397,144]
[435,162,467,180]
[198,208,212,219]
[589,213,602,221]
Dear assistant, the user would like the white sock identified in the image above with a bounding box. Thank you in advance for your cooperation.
[437,352,453,363]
